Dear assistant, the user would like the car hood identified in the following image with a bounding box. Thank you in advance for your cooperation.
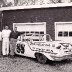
[45,40,70,47]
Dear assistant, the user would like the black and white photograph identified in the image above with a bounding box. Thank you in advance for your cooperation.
[0,0,72,72]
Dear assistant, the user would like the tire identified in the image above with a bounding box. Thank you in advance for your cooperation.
[35,53,47,64]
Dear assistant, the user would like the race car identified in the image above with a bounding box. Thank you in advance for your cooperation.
[15,34,72,64]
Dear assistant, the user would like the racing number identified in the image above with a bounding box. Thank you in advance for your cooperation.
[21,44,25,54]
[16,44,25,54]
[16,44,20,53]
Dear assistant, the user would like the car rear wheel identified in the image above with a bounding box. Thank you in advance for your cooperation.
[35,53,47,64]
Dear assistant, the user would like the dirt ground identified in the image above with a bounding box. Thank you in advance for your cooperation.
[0,56,72,72]
[0,41,72,72]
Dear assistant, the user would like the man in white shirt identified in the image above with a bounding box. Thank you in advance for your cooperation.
[2,26,11,56]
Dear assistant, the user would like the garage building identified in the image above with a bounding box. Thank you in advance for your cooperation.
[0,3,72,42]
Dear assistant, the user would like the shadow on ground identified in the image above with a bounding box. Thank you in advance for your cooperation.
[15,55,72,66]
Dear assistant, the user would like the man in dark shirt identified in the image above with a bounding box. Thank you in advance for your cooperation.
[9,27,20,57]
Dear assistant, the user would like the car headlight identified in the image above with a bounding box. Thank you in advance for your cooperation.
[56,45,61,49]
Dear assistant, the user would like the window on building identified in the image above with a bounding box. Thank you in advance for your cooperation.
[26,31,29,36]
[31,31,35,35]
[40,31,44,36]
[35,32,39,36]
[58,31,63,36]
[64,31,68,36]
[69,31,72,36]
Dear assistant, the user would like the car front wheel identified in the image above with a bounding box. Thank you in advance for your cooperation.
[35,53,47,64]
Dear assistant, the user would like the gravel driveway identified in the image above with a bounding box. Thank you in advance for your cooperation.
[0,56,72,72]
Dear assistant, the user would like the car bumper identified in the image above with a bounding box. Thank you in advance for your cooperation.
[50,54,72,61]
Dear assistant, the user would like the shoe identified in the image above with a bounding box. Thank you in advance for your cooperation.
[2,55,7,57]
[9,55,15,58]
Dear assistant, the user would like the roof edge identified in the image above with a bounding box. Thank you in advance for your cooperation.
[0,3,72,11]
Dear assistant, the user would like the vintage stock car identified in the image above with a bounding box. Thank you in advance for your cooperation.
[15,33,72,64]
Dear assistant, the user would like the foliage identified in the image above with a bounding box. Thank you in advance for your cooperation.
[0,0,71,7]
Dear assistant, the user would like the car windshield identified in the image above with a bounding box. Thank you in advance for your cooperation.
[18,33,52,42]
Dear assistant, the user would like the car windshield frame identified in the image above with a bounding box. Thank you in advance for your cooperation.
[18,33,52,42]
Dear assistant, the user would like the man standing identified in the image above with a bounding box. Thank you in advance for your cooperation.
[1,26,11,56]
[0,31,2,56]
[10,27,19,57]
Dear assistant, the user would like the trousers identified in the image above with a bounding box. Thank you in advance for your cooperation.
[10,38,17,56]
[0,41,2,55]
[2,38,9,55]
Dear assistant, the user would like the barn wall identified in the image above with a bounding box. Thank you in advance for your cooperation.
[2,6,72,40]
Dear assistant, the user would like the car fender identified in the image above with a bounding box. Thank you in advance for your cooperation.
[34,52,54,61]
